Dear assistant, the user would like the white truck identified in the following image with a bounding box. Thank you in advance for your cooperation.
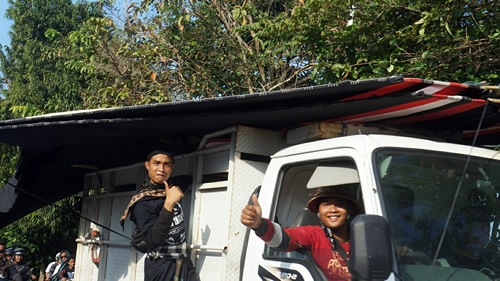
[74,123,499,281]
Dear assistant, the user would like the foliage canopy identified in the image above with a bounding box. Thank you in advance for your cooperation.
[42,0,498,107]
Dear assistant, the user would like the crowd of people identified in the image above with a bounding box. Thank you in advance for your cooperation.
[43,250,74,281]
[0,241,74,281]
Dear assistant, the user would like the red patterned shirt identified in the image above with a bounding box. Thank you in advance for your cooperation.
[256,218,351,281]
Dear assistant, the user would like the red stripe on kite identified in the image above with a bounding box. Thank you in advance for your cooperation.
[386,101,486,125]
[339,81,420,101]
[433,85,466,96]
[403,78,425,84]
[327,98,440,122]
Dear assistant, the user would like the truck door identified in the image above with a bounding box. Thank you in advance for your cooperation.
[241,150,368,281]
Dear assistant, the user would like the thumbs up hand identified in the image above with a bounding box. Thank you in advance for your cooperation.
[163,181,184,212]
[241,194,263,229]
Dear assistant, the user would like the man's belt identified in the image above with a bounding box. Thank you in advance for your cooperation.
[146,251,183,260]
[146,243,188,260]
[146,250,188,281]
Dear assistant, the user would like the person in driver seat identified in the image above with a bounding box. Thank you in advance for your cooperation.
[241,184,363,281]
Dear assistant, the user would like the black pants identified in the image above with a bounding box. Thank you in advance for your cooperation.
[144,257,199,281]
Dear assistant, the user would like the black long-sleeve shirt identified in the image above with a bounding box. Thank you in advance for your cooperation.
[130,191,186,252]
[128,185,187,281]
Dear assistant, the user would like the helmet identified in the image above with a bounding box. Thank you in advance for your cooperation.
[4,248,13,256]
[55,252,60,261]
[13,248,25,256]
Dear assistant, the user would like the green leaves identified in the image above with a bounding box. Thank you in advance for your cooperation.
[0,0,104,117]
[9,0,493,107]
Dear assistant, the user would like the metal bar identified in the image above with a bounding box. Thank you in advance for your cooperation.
[75,239,227,253]
[75,238,130,247]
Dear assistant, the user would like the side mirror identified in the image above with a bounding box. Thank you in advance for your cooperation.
[349,215,393,281]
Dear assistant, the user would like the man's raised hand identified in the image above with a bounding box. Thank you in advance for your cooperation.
[240,194,262,229]
[163,181,184,211]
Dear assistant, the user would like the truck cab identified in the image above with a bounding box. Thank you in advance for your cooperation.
[241,134,500,281]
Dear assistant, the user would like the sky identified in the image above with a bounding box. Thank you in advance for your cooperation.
[0,2,12,83]
[0,1,12,52]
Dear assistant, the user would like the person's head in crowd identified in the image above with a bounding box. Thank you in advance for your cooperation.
[13,248,25,264]
[59,250,70,263]
[4,248,13,261]
[67,256,75,268]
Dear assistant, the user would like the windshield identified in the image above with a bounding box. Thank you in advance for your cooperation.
[375,149,499,280]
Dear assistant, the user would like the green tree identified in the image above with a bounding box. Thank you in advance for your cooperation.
[0,0,104,117]
[0,0,101,274]
[316,0,499,82]
[55,0,498,107]
[0,104,18,202]
[51,0,320,106]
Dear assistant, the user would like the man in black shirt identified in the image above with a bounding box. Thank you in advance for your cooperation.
[121,150,196,281]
